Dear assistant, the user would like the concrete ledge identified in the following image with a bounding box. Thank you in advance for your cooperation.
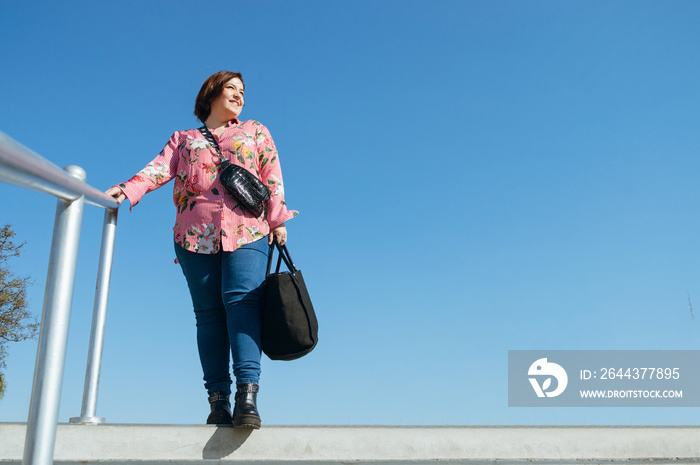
[1,423,699,464]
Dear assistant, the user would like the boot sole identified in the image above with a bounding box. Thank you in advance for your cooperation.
[233,414,261,429]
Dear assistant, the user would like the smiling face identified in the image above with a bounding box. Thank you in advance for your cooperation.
[209,77,245,122]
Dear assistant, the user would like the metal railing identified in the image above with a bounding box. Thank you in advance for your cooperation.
[0,131,120,465]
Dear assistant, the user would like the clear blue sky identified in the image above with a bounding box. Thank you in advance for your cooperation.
[1,0,699,425]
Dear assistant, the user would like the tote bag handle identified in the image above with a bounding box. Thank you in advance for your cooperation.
[266,240,298,277]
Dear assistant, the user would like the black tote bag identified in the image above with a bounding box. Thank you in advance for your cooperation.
[262,242,318,360]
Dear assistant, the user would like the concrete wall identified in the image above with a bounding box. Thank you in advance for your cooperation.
[1,423,699,464]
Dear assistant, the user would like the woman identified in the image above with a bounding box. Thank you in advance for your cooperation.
[107,71,297,428]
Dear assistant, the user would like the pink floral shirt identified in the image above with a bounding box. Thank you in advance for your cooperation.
[117,119,298,254]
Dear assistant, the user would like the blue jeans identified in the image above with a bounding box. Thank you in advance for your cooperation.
[174,237,269,393]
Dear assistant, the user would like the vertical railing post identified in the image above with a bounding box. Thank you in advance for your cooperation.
[23,165,86,465]
[70,207,118,424]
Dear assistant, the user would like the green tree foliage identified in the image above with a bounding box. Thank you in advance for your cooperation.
[0,225,38,399]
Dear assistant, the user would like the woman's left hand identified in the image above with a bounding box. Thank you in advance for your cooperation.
[269,224,287,246]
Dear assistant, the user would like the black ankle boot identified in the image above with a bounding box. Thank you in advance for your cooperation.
[233,384,261,429]
[207,391,232,425]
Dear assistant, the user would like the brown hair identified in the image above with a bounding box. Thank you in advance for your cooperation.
[194,71,245,123]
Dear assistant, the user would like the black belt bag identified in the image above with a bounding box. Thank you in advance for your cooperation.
[199,125,270,217]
